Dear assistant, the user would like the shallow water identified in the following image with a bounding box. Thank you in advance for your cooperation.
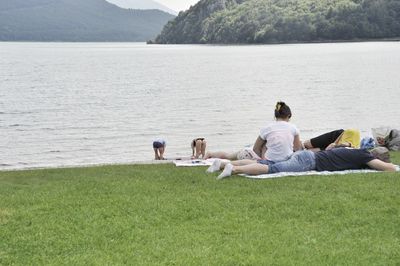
[1,42,399,170]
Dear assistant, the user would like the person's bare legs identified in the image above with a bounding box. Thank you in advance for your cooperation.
[194,139,202,158]
[204,151,237,160]
[159,146,165,160]
[207,158,256,173]
[154,148,160,160]
[231,159,256,166]
[200,140,207,158]
[217,159,255,170]
[232,163,269,175]
[218,163,269,179]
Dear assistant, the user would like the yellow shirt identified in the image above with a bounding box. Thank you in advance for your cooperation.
[337,129,361,148]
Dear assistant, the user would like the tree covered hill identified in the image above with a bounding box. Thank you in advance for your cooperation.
[153,0,400,44]
[0,0,175,41]
[105,0,177,15]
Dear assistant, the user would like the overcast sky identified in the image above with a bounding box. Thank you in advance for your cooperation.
[157,0,200,12]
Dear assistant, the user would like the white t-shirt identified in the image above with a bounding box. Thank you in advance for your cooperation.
[259,121,299,162]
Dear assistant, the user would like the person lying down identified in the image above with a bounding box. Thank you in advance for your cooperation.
[207,147,398,180]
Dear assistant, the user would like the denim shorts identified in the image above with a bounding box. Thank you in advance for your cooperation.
[257,159,275,165]
[268,150,316,174]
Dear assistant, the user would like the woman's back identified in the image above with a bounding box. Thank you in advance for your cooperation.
[260,120,299,162]
[253,101,301,162]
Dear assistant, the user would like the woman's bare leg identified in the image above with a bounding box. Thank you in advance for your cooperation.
[210,159,257,173]
[218,163,269,179]
[204,151,236,160]
[200,140,207,158]
[231,159,257,166]
[232,164,269,175]
[194,140,202,158]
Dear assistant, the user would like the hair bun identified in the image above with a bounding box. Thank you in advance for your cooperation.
[276,101,285,111]
[274,101,291,119]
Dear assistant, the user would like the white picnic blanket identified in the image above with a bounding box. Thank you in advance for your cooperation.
[173,159,211,167]
[242,169,379,179]
[173,158,229,167]
[173,159,399,178]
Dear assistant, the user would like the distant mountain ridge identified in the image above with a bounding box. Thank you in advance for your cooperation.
[153,0,400,44]
[105,0,177,15]
[0,0,175,41]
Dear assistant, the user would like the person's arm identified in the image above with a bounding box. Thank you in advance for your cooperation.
[293,135,302,151]
[261,145,267,159]
[326,142,352,150]
[253,136,266,158]
[366,159,397,172]
[333,131,344,145]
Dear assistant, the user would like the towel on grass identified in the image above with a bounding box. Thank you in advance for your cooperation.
[173,160,211,167]
[242,169,379,179]
[173,159,399,177]
[173,158,229,167]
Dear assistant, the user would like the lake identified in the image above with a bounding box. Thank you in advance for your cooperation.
[1,42,399,170]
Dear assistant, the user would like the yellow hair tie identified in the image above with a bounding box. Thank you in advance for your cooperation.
[276,103,281,111]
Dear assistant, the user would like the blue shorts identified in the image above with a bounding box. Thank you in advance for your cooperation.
[257,159,276,165]
[268,151,316,174]
[153,141,165,149]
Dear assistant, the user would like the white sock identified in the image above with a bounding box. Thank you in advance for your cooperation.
[206,159,222,173]
[217,163,233,180]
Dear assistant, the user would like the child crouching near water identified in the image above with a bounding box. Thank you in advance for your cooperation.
[153,139,166,160]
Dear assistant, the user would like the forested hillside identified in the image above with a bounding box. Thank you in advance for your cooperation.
[0,0,174,41]
[153,0,400,44]
[105,0,177,15]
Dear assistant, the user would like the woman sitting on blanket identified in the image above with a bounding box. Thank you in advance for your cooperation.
[205,101,302,163]
[207,147,397,180]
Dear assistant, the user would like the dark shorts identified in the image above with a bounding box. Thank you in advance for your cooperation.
[153,141,164,149]
[310,129,344,150]
[192,138,205,146]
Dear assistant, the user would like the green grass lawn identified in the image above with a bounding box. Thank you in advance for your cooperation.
[1,153,400,265]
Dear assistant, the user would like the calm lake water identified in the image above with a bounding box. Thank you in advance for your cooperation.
[1,42,400,170]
